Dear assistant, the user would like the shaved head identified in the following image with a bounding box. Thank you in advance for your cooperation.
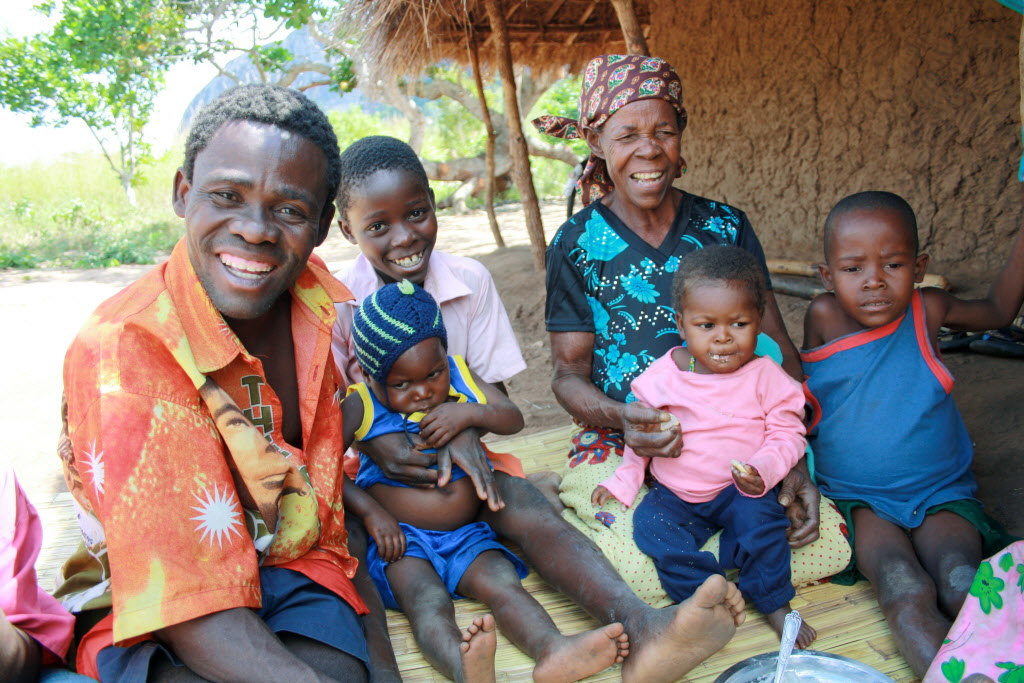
[824,191,918,261]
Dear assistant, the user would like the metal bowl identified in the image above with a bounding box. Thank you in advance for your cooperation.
[714,650,895,682]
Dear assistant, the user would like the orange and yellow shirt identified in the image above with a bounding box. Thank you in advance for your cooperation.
[58,240,365,670]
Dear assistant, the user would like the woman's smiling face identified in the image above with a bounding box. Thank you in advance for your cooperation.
[584,98,682,213]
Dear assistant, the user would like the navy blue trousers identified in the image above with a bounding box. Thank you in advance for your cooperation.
[633,480,795,614]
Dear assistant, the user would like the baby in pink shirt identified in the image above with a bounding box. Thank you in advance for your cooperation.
[592,245,817,648]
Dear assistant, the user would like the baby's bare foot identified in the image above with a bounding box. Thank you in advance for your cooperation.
[459,614,496,683]
[527,470,565,513]
[532,622,628,683]
[765,607,817,649]
[622,575,743,683]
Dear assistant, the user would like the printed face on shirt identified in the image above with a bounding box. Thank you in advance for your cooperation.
[173,120,334,321]
[367,337,451,415]
[675,280,762,374]
[819,208,928,330]
[338,168,438,285]
[584,98,681,213]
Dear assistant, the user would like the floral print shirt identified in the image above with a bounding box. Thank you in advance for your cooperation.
[59,241,365,650]
[545,192,771,403]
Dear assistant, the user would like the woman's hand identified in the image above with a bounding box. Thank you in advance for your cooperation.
[622,401,682,459]
[364,508,406,563]
[777,462,821,548]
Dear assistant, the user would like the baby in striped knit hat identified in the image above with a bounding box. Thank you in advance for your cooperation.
[340,280,629,683]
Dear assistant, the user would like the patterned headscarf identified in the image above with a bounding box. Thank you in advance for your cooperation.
[533,54,687,206]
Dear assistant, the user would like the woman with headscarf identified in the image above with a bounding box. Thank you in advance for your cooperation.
[536,54,852,607]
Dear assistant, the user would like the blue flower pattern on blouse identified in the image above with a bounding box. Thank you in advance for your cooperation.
[577,213,628,261]
[620,265,659,303]
[549,197,762,403]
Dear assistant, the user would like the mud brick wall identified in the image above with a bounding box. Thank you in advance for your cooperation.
[649,0,1021,276]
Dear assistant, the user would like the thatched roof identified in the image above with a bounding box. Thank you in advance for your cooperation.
[342,0,650,79]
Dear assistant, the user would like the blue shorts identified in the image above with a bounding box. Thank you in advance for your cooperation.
[95,567,368,682]
[367,521,528,610]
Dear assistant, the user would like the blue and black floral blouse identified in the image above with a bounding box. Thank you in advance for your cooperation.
[545,191,771,403]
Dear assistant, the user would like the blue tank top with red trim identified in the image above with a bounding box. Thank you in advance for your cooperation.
[347,355,487,489]
[801,291,976,528]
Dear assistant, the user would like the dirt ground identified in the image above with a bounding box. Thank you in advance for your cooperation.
[2,199,1021,542]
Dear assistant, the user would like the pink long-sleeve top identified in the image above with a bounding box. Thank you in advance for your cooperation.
[600,351,806,507]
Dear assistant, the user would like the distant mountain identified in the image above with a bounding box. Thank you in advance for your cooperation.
[179,27,376,133]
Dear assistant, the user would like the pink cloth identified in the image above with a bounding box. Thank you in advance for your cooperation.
[600,353,806,507]
[1,468,75,663]
[924,541,1024,682]
[332,251,527,386]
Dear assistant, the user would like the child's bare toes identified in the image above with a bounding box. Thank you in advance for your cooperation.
[460,614,496,683]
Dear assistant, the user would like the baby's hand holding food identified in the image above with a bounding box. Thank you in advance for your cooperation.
[731,459,765,495]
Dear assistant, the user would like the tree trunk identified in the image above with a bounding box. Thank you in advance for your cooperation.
[483,0,546,271]
[120,173,137,206]
[608,0,649,56]
[469,38,504,248]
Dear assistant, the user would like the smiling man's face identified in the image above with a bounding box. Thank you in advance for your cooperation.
[173,120,333,321]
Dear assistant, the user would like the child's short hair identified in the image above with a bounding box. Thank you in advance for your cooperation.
[824,191,919,258]
[336,135,430,216]
[672,245,767,314]
[352,280,448,383]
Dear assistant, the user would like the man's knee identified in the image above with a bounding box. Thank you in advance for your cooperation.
[279,632,369,683]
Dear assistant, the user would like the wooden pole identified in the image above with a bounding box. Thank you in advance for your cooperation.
[469,38,505,248]
[608,0,648,55]
[483,0,546,271]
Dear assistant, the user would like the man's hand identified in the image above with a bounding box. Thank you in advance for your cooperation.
[360,431,439,488]
[436,428,504,511]
[777,463,821,548]
[730,461,765,496]
[418,404,475,449]
[363,508,406,563]
[622,401,682,459]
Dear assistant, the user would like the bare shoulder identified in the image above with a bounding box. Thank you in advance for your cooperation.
[802,293,844,349]
[918,286,957,329]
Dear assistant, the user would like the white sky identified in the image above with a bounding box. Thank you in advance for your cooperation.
[0,1,226,165]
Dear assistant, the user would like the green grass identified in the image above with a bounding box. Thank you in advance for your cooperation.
[0,148,183,269]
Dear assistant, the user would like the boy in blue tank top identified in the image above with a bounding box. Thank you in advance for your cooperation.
[801,190,1024,677]
[339,280,629,683]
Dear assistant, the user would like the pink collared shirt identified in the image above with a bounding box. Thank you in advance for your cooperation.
[332,251,527,387]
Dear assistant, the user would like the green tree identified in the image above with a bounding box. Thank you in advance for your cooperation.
[0,0,185,204]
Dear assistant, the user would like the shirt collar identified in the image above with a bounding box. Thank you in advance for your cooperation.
[165,240,353,374]
[344,252,471,306]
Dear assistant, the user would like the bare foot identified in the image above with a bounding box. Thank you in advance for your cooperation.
[766,606,816,649]
[621,575,744,683]
[532,622,629,683]
[459,614,497,683]
[527,471,565,513]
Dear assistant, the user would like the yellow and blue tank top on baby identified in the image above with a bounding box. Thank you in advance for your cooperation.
[347,355,488,489]
[802,291,976,528]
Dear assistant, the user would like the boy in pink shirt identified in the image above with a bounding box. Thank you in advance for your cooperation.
[593,246,817,648]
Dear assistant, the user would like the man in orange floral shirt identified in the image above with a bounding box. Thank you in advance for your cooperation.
[56,85,375,682]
